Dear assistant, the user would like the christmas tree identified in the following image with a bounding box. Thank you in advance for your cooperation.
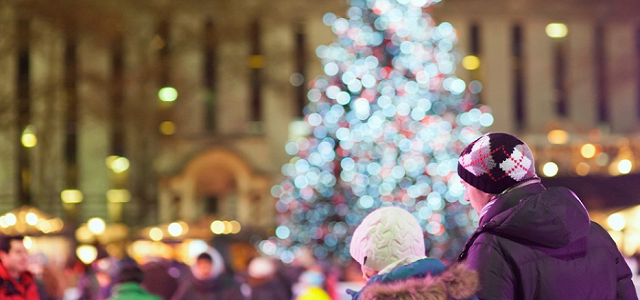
[266,0,493,264]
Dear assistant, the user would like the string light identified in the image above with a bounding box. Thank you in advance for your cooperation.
[272,0,487,263]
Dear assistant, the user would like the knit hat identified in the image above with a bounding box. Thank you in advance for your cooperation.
[458,132,537,194]
[349,206,426,274]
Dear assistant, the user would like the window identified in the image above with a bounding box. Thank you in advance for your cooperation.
[512,25,525,131]
[594,25,608,123]
[294,24,307,118]
[203,19,217,132]
[249,21,263,132]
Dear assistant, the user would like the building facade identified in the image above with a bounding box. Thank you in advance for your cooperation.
[1,0,639,234]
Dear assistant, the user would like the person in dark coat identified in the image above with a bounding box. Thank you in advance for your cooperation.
[348,207,478,300]
[107,262,162,300]
[170,249,243,300]
[241,256,291,300]
[457,132,638,300]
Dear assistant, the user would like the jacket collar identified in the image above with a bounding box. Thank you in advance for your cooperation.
[0,262,35,295]
[479,179,546,226]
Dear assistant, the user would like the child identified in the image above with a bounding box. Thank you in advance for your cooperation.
[348,206,478,300]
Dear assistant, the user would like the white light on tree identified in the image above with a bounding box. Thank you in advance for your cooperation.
[542,162,559,177]
[87,218,106,235]
[546,23,568,39]
[607,213,626,231]
[158,87,178,102]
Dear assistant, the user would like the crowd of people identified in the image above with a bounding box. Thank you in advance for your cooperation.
[0,132,639,300]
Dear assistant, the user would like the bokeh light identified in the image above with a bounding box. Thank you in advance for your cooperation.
[542,162,559,177]
[580,143,596,158]
[546,23,568,39]
[272,0,488,263]
[158,87,178,102]
[461,55,480,70]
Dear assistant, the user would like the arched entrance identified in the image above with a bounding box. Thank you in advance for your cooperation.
[159,149,271,230]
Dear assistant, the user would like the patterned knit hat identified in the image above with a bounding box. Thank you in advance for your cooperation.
[458,132,537,194]
[349,207,426,274]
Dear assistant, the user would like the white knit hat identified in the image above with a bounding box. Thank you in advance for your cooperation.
[349,206,426,274]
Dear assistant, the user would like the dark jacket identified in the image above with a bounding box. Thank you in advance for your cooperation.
[348,258,478,300]
[170,271,244,300]
[458,181,638,300]
[0,263,40,300]
[107,282,162,300]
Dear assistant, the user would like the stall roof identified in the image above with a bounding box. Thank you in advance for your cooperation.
[541,174,640,211]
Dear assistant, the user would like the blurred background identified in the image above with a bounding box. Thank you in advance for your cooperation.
[0,0,639,299]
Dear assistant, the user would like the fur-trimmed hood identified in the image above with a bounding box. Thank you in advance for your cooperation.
[355,261,478,300]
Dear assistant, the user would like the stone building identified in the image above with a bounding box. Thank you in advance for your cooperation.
[1,0,639,234]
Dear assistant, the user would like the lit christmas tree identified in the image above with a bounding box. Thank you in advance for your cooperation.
[265,0,493,264]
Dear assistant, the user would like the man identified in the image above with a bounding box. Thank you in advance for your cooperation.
[457,132,638,300]
[0,235,40,300]
[107,261,161,300]
[170,250,243,300]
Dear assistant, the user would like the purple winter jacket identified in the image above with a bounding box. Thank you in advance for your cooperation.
[458,181,638,300]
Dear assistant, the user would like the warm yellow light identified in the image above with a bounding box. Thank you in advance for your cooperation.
[23,236,32,249]
[542,162,559,177]
[75,226,95,243]
[5,213,16,226]
[222,221,233,234]
[38,220,52,234]
[87,218,106,235]
[229,220,241,234]
[580,143,597,158]
[50,218,64,232]
[547,130,569,144]
[210,220,225,234]
[248,55,265,69]
[106,189,131,203]
[618,159,632,174]
[461,55,481,71]
[21,126,37,148]
[576,162,590,176]
[158,87,178,102]
[546,23,568,39]
[168,222,183,237]
[179,222,189,235]
[76,245,98,264]
[25,213,38,226]
[111,157,130,173]
[149,227,163,241]
[61,189,83,204]
[0,216,7,228]
[160,121,176,135]
[607,213,626,231]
